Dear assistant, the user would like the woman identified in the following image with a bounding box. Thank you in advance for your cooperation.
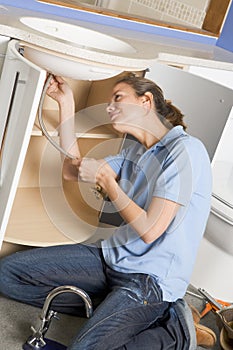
[0,75,212,349]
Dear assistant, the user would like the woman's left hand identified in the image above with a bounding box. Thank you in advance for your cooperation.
[78,158,102,183]
[78,159,117,194]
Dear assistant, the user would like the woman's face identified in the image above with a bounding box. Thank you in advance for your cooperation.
[106,82,147,134]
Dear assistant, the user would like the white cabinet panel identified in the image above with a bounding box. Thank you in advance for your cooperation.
[146,62,233,161]
[0,40,46,246]
[0,35,10,75]
[187,66,233,90]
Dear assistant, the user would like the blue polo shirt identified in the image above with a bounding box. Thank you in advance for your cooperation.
[101,126,212,301]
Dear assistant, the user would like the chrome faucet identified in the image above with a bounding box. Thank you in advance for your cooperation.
[23,285,93,350]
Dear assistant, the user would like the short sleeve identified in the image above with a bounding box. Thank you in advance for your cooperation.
[153,140,194,206]
[104,147,128,177]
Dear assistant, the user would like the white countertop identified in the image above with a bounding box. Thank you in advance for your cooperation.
[1,4,233,71]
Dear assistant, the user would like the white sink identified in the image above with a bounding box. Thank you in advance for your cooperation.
[20,17,136,54]
[20,17,137,80]
[22,42,124,80]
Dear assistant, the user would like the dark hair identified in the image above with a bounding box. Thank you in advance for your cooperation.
[115,75,187,130]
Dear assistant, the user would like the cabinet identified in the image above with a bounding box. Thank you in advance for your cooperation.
[146,62,233,161]
[1,39,233,256]
[0,35,9,74]
[187,65,233,90]
[0,38,143,254]
[0,39,47,250]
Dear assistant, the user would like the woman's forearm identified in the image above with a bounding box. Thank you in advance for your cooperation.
[106,180,179,244]
[46,76,81,180]
[108,185,151,241]
[58,100,81,181]
[59,99,80,159]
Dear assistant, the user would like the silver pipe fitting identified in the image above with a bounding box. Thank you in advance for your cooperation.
[41,285,93,320]
[25,285,93,349]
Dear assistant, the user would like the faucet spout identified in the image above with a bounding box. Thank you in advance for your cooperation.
[41,285,93,320]
[23,285,93,349]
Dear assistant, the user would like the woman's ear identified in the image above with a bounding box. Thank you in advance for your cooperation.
[142,92,153,110]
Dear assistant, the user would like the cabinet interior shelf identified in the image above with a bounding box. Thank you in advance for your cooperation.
[33,109,117,139]
[4,186,101,247]
[4,135,123,247]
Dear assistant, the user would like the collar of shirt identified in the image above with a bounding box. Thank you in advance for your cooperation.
[156,125,187,149]
[135,125,187,158]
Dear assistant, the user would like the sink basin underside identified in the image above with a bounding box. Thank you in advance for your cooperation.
[22,42,123,80]
[20,17,138,80]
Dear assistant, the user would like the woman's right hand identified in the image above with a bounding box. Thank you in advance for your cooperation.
[46,75,74,106]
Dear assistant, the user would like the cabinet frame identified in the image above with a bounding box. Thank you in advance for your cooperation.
[0,40,46,246]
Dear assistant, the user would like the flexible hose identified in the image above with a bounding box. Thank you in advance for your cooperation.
[38,74,77,160]
[38,74,105,198]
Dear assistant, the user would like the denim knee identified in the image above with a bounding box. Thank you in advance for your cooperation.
[0,255,12,296]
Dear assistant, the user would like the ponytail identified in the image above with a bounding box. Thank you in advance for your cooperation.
[164,99,187,131]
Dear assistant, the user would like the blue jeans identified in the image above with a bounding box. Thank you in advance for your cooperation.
[117,298,196,350]
[0,243,195,349]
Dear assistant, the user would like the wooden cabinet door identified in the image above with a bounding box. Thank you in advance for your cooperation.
[0,39,46,246]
